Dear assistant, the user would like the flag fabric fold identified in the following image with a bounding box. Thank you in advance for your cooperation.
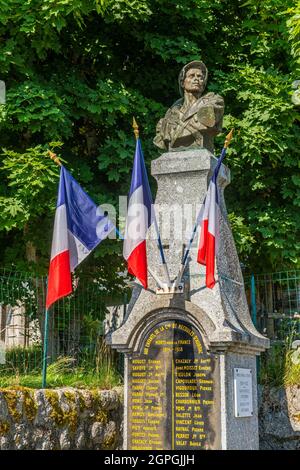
[123,138,153,289]
[197,149,226,289]
[46,166,114,309]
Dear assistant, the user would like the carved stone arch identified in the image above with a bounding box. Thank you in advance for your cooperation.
[128,308,214,355]
[110,299,217,354]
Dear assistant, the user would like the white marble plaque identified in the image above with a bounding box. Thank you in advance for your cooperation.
[234,368,253,418]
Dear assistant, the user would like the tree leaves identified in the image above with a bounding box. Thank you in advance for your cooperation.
[0,144,61,230]
[286,1,300,71]
[0,0,299,278]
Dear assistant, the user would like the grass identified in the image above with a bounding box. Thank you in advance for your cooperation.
[2,342,298,390]
[259,343,286,387]
[0,356,123,389]
[259,318,300,388]
[259,342,300,388]
[284,351,300,387]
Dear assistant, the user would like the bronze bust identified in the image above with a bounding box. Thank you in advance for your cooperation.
[153,61,224,152]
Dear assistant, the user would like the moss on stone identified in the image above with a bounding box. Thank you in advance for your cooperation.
[78,392,87,413]
[63,409,78,433]
[0,420,10,435]
[85,391,95,409]
[45,390,78,433]
[2,390,22,422]
[90,389,100,407]
[23,389,37,423]
[87,390,108,424]
[95,409,108,425]
[0,387,120,448]
[102,429,117,449]
[45,390,65,426]
[0,386,37,424]
[63,390,76,404]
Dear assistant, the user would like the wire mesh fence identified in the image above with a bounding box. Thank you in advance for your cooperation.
[245,270,300,387]
[0,267,299,386]
[245,270,300,342]
[0,268,126,381]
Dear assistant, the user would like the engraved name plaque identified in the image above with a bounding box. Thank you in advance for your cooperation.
[127,320,220,450]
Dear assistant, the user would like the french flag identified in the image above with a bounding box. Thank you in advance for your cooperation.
[197,150,226,289]
[123,138,153,289]
[46,166,114,309]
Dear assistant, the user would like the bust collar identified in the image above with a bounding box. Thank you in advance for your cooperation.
[181,94,212,121]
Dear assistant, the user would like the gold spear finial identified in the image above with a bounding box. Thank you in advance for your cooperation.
[224,128,234,148]
[48,150,62,166]
[132,117,139,140]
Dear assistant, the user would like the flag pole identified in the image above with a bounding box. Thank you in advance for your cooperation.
[42,306,49,388]
[132,118,171,289]
[42,151,62,389]
[173,129,234,288]
[48,150,62,167]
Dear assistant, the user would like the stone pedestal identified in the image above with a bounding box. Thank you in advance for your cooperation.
[107,149,269,450]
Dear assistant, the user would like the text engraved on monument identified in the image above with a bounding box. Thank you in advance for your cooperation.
[128,320,220,450]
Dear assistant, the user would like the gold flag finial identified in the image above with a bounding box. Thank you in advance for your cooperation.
[132,117,139,140]
[224,128,234,149]
[48,150,62,166]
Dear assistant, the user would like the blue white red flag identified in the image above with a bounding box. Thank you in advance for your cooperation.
[123,138,153,289]
[46,166,114,309]
[197,149,226,288]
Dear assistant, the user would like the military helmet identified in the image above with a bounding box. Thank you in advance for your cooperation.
[178,61,208,97]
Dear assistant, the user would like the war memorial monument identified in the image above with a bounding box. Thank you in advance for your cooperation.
[107,60,269,450]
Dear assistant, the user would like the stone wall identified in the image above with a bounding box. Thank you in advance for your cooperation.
[0,386,123,450]
[258,385,300,450]
[1,384,299,450]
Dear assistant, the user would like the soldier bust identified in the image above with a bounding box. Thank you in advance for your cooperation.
[153,61,224,152]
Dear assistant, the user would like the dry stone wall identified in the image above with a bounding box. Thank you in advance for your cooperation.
[258,385,300,450]
[0,384,299,450]
[0,386,123,450]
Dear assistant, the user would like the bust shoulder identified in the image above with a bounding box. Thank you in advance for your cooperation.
[162,98,183,119]
[170,98,183,109]
[201,92,224,105]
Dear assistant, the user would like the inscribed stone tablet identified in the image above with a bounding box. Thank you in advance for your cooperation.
[127,319,220,450]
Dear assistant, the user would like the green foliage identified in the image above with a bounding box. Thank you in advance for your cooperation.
[104,0,152,22]
[259,319,300,387]
[228,213,256,259]
[213,65,300,269]
[1,345,42,375]
[284,349,300,387]
[259,342,286,387]
[0,0,298,279]
[260,342,300,388]
[3,82,72,139]
[0,144,60,231]
[286,1,300,71]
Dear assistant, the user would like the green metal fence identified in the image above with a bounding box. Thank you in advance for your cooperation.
[246,270,300,342]
[0,267,299,385]
[0,268,126,381]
